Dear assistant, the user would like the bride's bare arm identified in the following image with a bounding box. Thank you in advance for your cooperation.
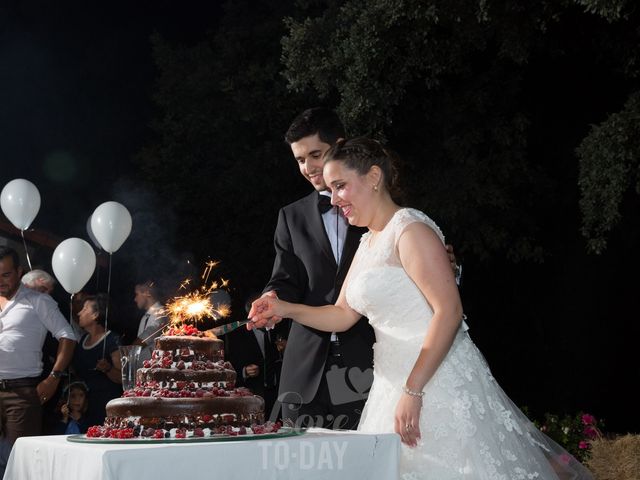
[399,222,463,392]
[247,277,361,332]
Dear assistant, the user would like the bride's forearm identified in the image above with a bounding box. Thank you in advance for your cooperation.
[405,310,462,392]
[280,302,356,332]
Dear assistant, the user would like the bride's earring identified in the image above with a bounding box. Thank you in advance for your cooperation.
[372,184,378,192]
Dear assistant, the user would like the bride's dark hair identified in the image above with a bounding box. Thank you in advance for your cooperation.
[323,137,405,203]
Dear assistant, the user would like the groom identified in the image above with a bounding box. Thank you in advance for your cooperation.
[262,108,375,430]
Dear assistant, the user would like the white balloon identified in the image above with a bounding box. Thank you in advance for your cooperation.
[0,179,41,230]
[90,201,132,254]
[86,215,101,250]
[52,238,96,294]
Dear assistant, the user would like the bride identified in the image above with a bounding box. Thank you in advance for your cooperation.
[249,137,593,479]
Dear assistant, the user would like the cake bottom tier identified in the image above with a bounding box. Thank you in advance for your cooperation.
[105,396,264,430]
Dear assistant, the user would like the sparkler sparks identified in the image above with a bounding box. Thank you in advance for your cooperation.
[164,261,231,329]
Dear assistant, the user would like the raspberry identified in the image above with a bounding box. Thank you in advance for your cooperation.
[86,426,103,437]
[193,428,204,437]
[176,360,186,370]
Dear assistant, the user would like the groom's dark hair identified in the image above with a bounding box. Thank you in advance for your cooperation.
[285,107,346,146]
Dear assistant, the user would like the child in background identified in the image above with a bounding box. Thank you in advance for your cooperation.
[54,382,90,434]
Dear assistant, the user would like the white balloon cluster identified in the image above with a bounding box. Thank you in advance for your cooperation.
[0,179,133,295]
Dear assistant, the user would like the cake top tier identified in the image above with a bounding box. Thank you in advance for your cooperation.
[154,335,224,362]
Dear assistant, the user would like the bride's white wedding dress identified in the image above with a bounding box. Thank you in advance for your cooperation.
[347,208,592,479]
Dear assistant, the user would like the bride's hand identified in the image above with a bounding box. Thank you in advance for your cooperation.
[394,393,422,447]
[247,296,283,329]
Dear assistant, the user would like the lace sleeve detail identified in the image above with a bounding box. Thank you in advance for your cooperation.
[393,208,446,247]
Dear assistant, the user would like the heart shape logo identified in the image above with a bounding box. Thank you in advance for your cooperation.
[348,367,373,394]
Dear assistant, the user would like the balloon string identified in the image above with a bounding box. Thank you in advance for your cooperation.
[102,253,113,359]
[20,230,33,271]
[95,252,101,290]
[67,293,74,404]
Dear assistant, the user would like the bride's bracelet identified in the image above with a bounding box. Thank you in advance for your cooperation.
[402,385,425,398]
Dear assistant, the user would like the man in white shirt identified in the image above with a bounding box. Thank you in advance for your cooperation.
[133,281,167,362]
[0,247,76,477]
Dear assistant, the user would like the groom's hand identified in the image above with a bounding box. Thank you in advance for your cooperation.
[445,244,457,272]
[247,295,282,330]
[255,291,283,329]
[445,244,462,285]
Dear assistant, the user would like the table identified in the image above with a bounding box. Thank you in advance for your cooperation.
[3,428,400,480]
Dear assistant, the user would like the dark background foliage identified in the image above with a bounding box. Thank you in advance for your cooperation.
[1,0,638,433]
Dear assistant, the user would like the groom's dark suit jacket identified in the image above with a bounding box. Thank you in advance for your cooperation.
[265,191,375,404]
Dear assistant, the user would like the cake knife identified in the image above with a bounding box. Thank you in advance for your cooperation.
[207,319,252,336]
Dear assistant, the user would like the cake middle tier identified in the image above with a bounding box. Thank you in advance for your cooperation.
[136,366,236,389]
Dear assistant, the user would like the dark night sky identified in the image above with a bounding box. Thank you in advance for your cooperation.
[0,1,222,236]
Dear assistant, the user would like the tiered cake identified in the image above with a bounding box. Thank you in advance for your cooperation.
[87,324,274,439]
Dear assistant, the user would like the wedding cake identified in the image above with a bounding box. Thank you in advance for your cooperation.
[87,324,277,439]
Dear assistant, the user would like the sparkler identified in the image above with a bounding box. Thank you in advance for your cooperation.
[163,261,231,330]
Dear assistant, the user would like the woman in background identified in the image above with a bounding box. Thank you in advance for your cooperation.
[72,293,122,425]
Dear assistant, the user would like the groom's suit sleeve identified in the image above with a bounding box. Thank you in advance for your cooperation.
[264,208,305,303]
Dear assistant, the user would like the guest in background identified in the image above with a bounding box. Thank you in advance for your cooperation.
[132,281,167,362]
[0,247,76,477]
[72,293,122,425]
[53,381,91,434]
[21,269,56,295]
[22,268,63,380]
[70,291,91,339]
[23,276,87,435]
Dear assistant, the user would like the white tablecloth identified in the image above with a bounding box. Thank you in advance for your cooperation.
[3,428,400,480]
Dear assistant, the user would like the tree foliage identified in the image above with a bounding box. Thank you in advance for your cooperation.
[577,91,640,253]
[136,0,639,269]
[136,0,310,300]
[282,0,640,257]
[575,0,633,21]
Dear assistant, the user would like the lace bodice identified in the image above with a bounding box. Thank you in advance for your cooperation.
[346,208,447,346]
[345,208,592,480]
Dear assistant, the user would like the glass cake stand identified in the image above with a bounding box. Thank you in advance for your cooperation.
[67,427,305,444]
